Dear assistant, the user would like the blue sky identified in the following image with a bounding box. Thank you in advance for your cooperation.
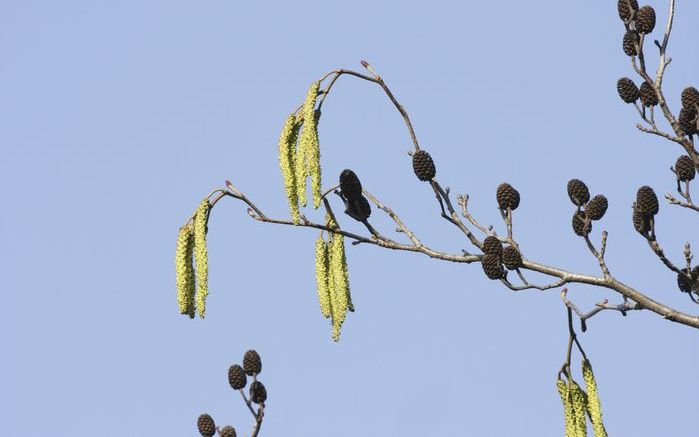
[2,1,698,436]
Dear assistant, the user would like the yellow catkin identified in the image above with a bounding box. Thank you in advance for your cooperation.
[571,381,588,437]
[309,109,322,208]
[324,213,352,341]
[297,81,320,208]
[193,198,210,318]
[175,224,196,318]
[314,234,332,319]
[557,379,576,437]
[582,360,608,437]
[278,113,302,223]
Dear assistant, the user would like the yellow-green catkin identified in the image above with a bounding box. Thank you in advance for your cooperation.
[324,213,352,341]
[314,234,332,319]
[582,360,608,437]
[571,381,588,437]
[175,224,196,318]
[278,113,301,223]
[298,81,321,208]
[557,379,576,437]
[193,198,210,318]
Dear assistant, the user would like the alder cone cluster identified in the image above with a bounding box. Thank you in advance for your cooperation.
[675,155,696,182]
[617,0,639,21]
[681,87,699,109]
[502,246,523,270]
[617,77,639,103]
[496,183,520,210]
[197,414,216,437]
[243,350,262,376]
[572,211,591,236]
[412,150,436,181]
[481,253,505,280]
[635,5,656,34]
[635,186,659,216]
[228,364,247,390]
[622,30,639,56]
[678,107,698,135]
[482,236,503,257]
[639,82,658,107]
[586,195,608,221]
[339,169,363,200]
[567,179,590,207]
[220,426,237,437]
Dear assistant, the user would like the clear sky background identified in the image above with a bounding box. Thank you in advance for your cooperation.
[2,1,698,436]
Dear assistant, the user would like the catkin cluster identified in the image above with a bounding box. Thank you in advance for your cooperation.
[556,360,607,437]
[277,81,324,217]
[314,214,354,341]
[175,198,211,319]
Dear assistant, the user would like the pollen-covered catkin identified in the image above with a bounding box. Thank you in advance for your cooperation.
[556,379,575,437]
[571,381,588,437]
[582,360,607,437]
[175,224,196,318]
[315,234,332,319]
[325,213,352,341]
[278,113,301,223]
[298,81,321,208]
[194,198,210,318]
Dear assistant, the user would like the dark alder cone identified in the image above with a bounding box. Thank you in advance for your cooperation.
[678,107,698,135]
[482,236,503,257]
[339,169,362,200]
[412,150,436,181]
[572,211,591,237]
[622,30,639,56]
[502,246,523,270]
[636,186,659,216]
[681,87,699,109]
[635,5,656,34]
[675,155,696,182]
[586,195,609,221]
[567,179,590,207]
[349,195,371,220]
[677,268,693,293]
[481,253,505,280]
[228,364,247,390]
[249,381,267,404]
[617,77,640,103]
[197,414,216,437]
[243,350,262,376]
[617,0,639,21]
[639,82,658,107]
[632,208,650,235]
[220,426,237,437]
[496,183,520,210]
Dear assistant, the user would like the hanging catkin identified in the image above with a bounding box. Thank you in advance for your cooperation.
[571,381,588,437]
[557,379,576,437]
[582,360,607,437]
[175,224,196,318]
[314,233,332,319]
[297,81,321,208]
[278,113,302,223]
[194,198,210,318]
[325,213,352,341]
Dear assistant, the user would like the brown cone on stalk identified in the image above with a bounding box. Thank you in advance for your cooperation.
[412,150,436,181]
[675,155,696,182]
[681,87,699,109]
[586,195,608,221]
[639,82,658,107]
[567,179,590,207]
[622,30,639,56]
[481,253,505,280]
[496,183,520,210]
[618,0,639,21]
[197,414,216,437]
[502,246,523,270]
[635,6,656,34]
[635,186,659,216]
[482,236,503,257]
[617,77,639,103]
